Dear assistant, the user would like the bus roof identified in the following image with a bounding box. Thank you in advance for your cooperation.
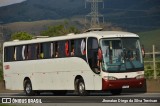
[3,31,139,46]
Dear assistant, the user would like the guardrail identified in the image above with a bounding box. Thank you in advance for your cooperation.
[144,45,160,79]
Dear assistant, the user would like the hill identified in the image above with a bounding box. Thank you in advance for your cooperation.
[138,29,160,52]
[0,0,160,32]
[4,19,160,52]
[3,18,123,40]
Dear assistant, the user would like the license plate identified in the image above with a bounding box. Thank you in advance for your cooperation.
[122,85,129,88]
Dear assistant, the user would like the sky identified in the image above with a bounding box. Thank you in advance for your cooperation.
[0,0,26,7]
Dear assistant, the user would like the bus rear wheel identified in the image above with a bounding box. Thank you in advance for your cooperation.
[24,80,35,96]
[77,78,88,96]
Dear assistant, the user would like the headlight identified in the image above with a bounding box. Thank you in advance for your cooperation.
[135,74,144,79]
[103,76,117,80]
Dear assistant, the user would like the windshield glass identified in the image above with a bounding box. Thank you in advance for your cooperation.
[100,38,144,72]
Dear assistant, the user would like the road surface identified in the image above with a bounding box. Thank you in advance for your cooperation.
[0,92,159,104]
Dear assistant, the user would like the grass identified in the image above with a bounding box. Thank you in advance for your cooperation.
[0,104,22,106]
[138,29,160,52]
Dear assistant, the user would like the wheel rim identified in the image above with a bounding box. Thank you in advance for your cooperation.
[79,82,85,94]
[26,83,31,94]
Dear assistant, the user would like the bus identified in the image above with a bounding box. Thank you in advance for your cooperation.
[3,31,145,96]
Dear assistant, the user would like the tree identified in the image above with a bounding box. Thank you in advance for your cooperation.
[11,32,33,40]
[41,22,80,37]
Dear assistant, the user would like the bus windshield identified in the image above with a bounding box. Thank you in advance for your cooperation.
[100,38,144,72]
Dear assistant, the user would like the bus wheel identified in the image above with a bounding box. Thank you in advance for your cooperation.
[110,89,122,95]
[24,80,35,96]
[77,78,88,96]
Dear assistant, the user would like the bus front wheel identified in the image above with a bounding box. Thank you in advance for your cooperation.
[24,80,35,96]
[77,78,88,96]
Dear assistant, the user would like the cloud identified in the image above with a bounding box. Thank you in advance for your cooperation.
[0,0,26,7]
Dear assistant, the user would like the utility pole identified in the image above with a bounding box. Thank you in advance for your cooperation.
[85,0,104,29]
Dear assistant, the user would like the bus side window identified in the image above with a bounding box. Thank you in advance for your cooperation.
[58,41,65,57]
[43,42,51,59]
[4,46,15,62]
[55,42,59,58]
[16,46,23,61]
[25,45,29,60]
[87,37,99,73]
[81,39,86,55]
[28,44,36,60]
[74,38,86,61]
[70,40,75,56]
[65,40,69,57]
[51,42,54,58]
[39,43,44,59]
[13,46,17,61]
[74,39,80,56]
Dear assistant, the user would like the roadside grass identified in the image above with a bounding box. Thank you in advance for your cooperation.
[0,104,13,106]
[138,29,160,52]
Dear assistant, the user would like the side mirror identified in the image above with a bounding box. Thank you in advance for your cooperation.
[141,45,145,58]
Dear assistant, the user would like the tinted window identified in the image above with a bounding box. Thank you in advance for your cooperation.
[4,46,15,62]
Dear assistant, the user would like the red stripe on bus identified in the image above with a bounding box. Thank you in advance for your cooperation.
[4,65,10,70]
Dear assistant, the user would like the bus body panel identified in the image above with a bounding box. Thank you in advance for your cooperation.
[3,57,98,90]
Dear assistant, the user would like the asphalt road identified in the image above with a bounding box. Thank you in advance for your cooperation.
[0,92,159,104]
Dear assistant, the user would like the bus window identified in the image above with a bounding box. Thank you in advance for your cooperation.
[65,40,69,57]
[35,44,40,59]
[13,47,17,60]
[39,43,44,59]
[55,42,59,58]
[16,46,23,61]
[4,46,15,62]
[70,40,75,56]
[51,42,54,57]
[81,39,86,55]
[58,41,65,57]
[74,38,86,61]
[24,45,29,60]
[22,45,26,60]
[28,44,36,60]
[87,37,99,73]
[42,42,51,59]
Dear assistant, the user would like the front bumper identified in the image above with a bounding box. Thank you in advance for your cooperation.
[102,78,145,90]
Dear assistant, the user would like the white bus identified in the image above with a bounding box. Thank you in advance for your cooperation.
[3,31,145,96]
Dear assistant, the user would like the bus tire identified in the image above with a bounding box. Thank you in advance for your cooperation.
[110,89,122,95]
[24,80,35,96]
[77,78,88,96]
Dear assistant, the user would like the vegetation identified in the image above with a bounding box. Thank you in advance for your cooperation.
[138,29,160,52]
[11,32,33,40]
[41,22,80,37]
[0,62,2,81]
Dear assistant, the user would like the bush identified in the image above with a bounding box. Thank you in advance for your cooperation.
[144,69,153,79]
[11,32,33,40]
[157,63,160,76]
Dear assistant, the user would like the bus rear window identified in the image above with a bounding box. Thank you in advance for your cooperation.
[4,47,15,62]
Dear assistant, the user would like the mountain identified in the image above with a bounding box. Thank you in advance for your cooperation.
[0,0,160,32]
